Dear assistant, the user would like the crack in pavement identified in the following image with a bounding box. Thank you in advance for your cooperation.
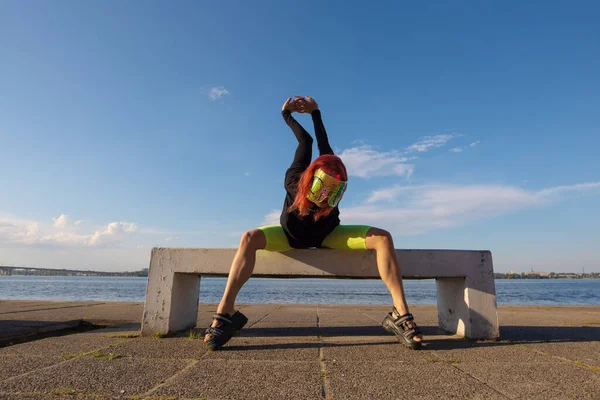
[431,352,513,399]
[317,306,332,400]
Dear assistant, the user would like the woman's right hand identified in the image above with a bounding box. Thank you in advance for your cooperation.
[282,96,304,112]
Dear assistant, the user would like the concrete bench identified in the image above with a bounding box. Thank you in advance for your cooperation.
[141,248,499,340]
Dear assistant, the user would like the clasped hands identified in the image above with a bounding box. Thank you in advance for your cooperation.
[282,96,319,114]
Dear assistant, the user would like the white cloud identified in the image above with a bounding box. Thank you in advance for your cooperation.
[51,214,83,229]
[344,182,600,236]
[338,145,414,178]
[263,181,600,235]
[209,87,229,100]
[537,182,600,198]
[52,214,71,229]
[0,214,228,271]
[260,210,280,226]
[41,231,88,246]
[470,141,480,147]
[27,223,40,235]
[87,222,138,246]
[450,147,463,153]
[366,184,435,203]
[406,134,457,153]
[244,172,250,177]
[1,216,138,248]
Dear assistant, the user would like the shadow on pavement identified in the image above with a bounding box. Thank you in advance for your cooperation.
[0,320,104,347]
[229,324,600,351]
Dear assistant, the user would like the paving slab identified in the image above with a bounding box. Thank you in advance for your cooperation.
[0,394,68,400]
[0,320,83,345]
[521,341,600,368]
[203,337,321,361]
[456,362,600,399]
[317,310,380,326]
[0,355,190,398]
[321,334,407,344]
[0,302,143,324]
[84,322,141,337]
[106,337,206,359]
[322,340,437,363]
[242,323,319,338]
[238,304,280,324]
[498,306,600,330]
[154,359,323,400]
[431,342,564,364]
[318,324,442,341]
[325,360,507,399]
[0,300,104,314]
[0,333,129,358]
[255,306,318,324]
[0,354,63,381]
[500,325,600,342]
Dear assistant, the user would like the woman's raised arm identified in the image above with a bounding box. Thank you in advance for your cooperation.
[301,96,333,156]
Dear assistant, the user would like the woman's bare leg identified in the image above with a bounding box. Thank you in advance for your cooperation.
[365,227,422,343]
[204,229,266,342]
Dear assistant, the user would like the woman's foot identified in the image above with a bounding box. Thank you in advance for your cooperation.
[382,307,423,350]
[203,310,248,351]
[204,305,235,343]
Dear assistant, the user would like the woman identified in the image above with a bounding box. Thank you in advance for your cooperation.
[204,96,423,350]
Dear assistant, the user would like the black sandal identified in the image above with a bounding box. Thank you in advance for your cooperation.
[382,307,423,350]
[204,311,248,351]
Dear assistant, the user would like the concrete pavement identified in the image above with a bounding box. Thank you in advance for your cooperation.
[0,300,599,399]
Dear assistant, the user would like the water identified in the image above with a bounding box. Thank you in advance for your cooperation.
[1,276,599,306]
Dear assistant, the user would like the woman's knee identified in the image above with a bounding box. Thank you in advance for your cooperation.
[239,229,267,251]
[366,227,394,250]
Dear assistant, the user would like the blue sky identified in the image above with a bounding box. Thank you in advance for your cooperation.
[1,1,598,272]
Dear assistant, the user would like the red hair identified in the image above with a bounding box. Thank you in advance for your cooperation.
[287,154,348,221]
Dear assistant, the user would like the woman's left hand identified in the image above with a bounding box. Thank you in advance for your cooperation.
[282,96,304,112]
[299,96,319,113]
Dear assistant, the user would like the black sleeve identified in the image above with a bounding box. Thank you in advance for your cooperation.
[311,110,334,156]
[282,110,313,196]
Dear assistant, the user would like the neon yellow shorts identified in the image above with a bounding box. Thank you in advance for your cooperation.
[257,225,372,252]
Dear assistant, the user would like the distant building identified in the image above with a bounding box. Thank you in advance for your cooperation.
[530,271,550,277]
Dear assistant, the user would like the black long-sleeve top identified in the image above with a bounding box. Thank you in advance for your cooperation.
[280,109,340,248]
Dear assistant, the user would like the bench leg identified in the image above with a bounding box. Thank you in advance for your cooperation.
[142,269,200,336]
[436,277,499,340]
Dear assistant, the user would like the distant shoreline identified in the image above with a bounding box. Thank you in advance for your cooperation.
[494,273,599,280]
[0,267,148,278]
[1,272,599,279]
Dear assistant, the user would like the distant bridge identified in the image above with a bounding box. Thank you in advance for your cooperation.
[0,266,117,277]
